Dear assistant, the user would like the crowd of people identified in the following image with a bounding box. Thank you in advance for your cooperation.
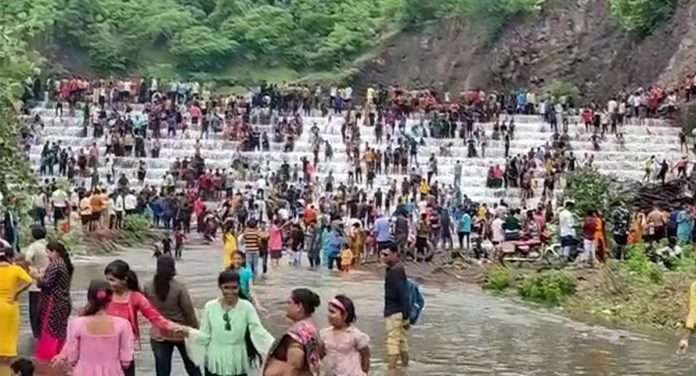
[1,71,696,375]
[1,232,415,375]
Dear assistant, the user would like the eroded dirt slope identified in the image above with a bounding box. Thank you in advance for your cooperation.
[354,0,696,101]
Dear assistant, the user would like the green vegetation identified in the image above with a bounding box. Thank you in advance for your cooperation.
[517,271,577,305]
[401,0,546,40]
[565,242,696,329]
[609,0,677,36]
[542,80,580,107]
[483,265,515,291]
[625,243,664,283]
[480,242,695,329]
[563,168,612,216]
[562,168,637,222]
[79,215,161,255]
[483,266,576,305]
[6,0,677,79]
[51,0,400,75]
[0,0,50,197]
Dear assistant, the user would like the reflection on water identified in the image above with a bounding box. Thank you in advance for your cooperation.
[17,244,696,375]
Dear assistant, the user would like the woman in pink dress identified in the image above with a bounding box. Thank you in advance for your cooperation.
[319,295,371,376]
[269,219,285,268]
[53,279,134,376]
[104,260,176,376]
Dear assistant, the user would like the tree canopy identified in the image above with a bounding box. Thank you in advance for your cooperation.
[47,0,399,74]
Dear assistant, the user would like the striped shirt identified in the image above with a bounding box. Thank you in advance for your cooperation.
[243,228,261,252]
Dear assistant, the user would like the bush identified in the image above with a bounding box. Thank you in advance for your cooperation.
[484,266,514,291]
[517,270,576,305]
[609,0,677,36]
[625,243,663,283]
[122,214,155,244]
[542,80,580,106]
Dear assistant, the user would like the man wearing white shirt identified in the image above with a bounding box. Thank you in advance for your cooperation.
[31,190,47,227]
[124,191,138,216]
[24,225,48,338]
[50,187,68,230]
[113,193,125,229]
[559,200,577,260]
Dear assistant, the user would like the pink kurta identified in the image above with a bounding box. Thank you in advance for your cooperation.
[319,326,369,376]
[269,225,283,251]
[62,316,134,376]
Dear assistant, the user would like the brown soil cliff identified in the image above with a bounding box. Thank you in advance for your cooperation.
[354,0,696,102]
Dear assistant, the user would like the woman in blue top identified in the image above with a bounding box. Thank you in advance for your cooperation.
[677,207,694,244]
[320,224,333,268]
[457,211,472,250]
[227,251,267,314]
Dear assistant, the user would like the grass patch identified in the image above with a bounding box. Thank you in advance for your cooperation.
[564,242,696,329]
[517,270,577,305]
[483,265,514,292]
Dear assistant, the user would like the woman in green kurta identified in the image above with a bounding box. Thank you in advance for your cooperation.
[185,270,274,376]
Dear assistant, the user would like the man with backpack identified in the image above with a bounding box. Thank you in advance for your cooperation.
[381,245,415,376]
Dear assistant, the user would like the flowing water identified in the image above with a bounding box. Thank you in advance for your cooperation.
[17,243,696,375]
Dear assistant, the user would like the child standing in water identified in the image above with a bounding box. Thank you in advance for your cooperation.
[319,295,371,376]
[174,229,186,260]
[340,247,353,272]
[162,233,172,256]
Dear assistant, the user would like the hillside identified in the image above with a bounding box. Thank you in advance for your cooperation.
[23,0,696,103]
[354,0,696,102]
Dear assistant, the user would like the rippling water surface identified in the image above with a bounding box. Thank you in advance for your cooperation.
[17,243,696,375]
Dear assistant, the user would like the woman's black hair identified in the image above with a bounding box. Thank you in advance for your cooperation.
[11,358,35,376]
[0,244,13,263]
[153,255,176,301]
[216,270,261,366]
[31,224,47,240]
[217,270,249,300]
[47,240,74,278]
[228,250,247,270]
[104,259,140,292]
[291,288,321,316]
[333,294,357,324]
[82,279,113,316]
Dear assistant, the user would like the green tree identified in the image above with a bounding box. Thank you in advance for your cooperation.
[221,5,293,60]
[0,0,55,196]
[609,0,677,36]
[169,26,237,69]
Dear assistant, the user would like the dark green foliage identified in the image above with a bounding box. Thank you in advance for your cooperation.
[625,243,664,283]
[48,0,394,73]
[517,271,577,305]
[609,0,677,36]
[483,265,514,291]
[168,26,237,70]
[0,0,50,197]
[563,168,612,217]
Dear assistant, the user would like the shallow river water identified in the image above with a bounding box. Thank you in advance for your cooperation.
[17,243,696,375]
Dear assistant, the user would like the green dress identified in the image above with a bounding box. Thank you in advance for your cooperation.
[194,298,274,375]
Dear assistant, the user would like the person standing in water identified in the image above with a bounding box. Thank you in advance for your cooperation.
[264,288,322,376]
[184,270,274,376]
[143,255,200,376]
[319,295,371,376]
[222,223,238,269]
[227,251,267,313]
[33,241,74,363]
[52,279,134,376]
[381,246,410,376]
[103,260,178,376]
[0,244,33,376]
